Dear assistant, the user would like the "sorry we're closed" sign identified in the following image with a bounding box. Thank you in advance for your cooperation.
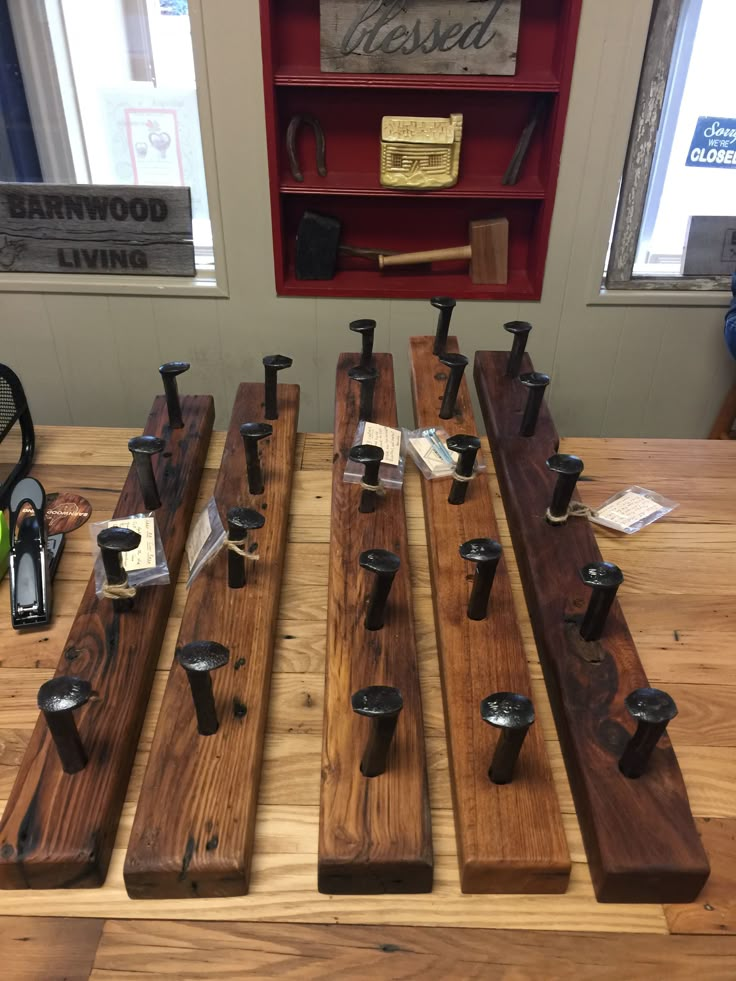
[686,116,736,169]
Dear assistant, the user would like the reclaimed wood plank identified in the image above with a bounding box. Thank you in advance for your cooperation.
[319,354,432,894]
[0,183,194,276]
[319,0,522,76]
[0,395,214,889]
[473,349,710,903]
[124,383,299,898]
[408,335,569,893]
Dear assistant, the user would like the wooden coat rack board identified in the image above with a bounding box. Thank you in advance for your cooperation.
[319,353,432,894]
[124,381,299,899]
[408,335,570,893]
[0,393,214,889]
[474,345,710,903]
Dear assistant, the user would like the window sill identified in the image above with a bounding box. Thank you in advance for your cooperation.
[0,270,228,298]
[590,280,731,307]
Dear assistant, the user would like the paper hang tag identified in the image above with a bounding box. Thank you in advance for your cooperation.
[106,516,157,571]
[185,498,226,587]
[410,436,455,475]
[362,422,402,467]
[596,492,662,526]
[589,486,677,535]
[186,504,212,572]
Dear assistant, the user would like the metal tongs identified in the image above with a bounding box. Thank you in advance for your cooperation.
[8,476,55,628]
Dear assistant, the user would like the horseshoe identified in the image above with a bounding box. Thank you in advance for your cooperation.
[286,114,328,183]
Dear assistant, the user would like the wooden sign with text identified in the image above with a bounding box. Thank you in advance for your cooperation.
[0,183,195,276]
[320,0,521,76]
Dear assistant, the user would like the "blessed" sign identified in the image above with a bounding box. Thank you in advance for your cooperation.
[320,0,521,76]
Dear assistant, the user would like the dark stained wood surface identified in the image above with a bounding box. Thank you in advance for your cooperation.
[124,383,299,898]
[408,336,569,893]
[474,350,710,903]
[0,396,214,888]
[319,354,432,893]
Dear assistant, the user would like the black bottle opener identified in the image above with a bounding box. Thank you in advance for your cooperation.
[8,476,52,628]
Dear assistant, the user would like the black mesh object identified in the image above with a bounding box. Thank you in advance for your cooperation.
[0,365,35,511]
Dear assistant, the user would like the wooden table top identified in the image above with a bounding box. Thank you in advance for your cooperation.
[0,428,734,979]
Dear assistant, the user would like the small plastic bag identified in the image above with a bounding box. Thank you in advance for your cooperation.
[589,486,677,535]
[90,513,169,597]
[406,427,488,480]
[185,498,226,587]
[343,420,407,490]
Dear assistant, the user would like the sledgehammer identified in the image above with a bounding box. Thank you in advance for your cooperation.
[295,211,397,280]
[379,218,508,284]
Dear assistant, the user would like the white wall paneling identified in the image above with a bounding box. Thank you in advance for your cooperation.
[0,0,734,437]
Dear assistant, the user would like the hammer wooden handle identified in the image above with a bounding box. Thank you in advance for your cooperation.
[379,245,472,269]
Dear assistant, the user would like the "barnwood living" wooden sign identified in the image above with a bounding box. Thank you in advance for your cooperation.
[0,183,195,276]
[320,0,522,76]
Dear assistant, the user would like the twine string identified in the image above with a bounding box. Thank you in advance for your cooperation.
[360,480,386,496]
[102,582,137,600]
[226,537,260,560]
[545,501,597,525]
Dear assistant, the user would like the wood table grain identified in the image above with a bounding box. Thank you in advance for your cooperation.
[0,427,734,978]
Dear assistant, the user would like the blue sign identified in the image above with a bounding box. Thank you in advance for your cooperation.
[687,116,736,168]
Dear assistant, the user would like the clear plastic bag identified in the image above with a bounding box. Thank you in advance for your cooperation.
[589,486,678,535]
[343,420,407,490]
[185,497,226,587]
[90,512,169,597]
[405,427,488,480]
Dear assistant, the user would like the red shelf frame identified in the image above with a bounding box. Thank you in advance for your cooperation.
[273,68,561,92]
[260,0,583,301]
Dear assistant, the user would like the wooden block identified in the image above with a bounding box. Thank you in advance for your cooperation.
[124,383,299,899]
[470,218,508,285]
[318,353,432,894]
[408,336,569,893]
[473,349,710,903]
[0,395,214,888]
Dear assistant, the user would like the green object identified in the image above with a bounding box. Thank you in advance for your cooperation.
[0,511,8,581]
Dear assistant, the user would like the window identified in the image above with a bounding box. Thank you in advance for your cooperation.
[607,0,735,290]
[2,0,214,272]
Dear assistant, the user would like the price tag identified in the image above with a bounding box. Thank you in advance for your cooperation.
[186,504,212,572]
[362,422,402,467]
[410,436,452,475]
[596,492,662,526]
[106,516,157,571]
[589,486,677,534]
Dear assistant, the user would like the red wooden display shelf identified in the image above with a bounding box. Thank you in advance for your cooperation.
[273,69,561,93]
[260,0,582,300]
[277,267,536,301]
[279,175,546,200]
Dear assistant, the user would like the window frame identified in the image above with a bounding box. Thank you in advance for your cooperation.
[0,0,228,298]
[606,0,730,293]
